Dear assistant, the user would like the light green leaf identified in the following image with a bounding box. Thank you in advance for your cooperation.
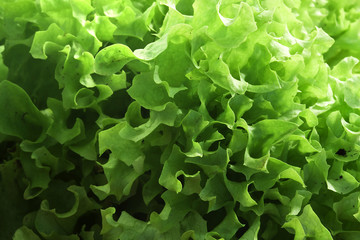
[127,72,171,111]
[192,1,257,48]
[98,122,144,166]
[282,205,332,240]
[30,23,70,60]
[247,119,298,159]
[94,44,137,75]
[90,155,142,201]
[0,46,8,80]
[119,102,179,142]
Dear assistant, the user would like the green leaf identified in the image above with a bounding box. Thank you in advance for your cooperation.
[150,191,196,233]
[3,0,360,239]
[212,203,245,239]
[91,154,142,201]
[344,75,360,109]
[192,1,257,48]
[251,157,305,191]
[119,102,179,142]
[331,57,359,81]
[94,44,137,75]
[13,226,42,240]
[204,57,248,94]
[239,217,260,240]
[303,150,330,194]
[0,46,8,80]
[127,72,171,111]
[333,192,360,223]
[180,212,207,240]
[186,147,229,177]
[69,0,94,26]
[199,173,232,212]
[35,185,100,237]
[327,161,359,194]
[47,98,84,144]
[247,119,298,160]
[283,205,332,240]
[98,122,144,166]
[30,23,70,60]
[159,145,186,193]
[0,80,49,141]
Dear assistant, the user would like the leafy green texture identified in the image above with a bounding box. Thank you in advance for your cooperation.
[2,0,360,239]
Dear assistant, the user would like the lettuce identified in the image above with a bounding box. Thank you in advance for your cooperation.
[1,0,360,239]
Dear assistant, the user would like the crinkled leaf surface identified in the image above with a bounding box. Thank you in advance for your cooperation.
[2,0,360,239]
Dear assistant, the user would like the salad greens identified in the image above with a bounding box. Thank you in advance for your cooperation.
[1,0,360,239]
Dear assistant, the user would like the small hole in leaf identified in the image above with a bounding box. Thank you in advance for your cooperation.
[203,207,227,231]
[208,141,219,151]
[235,224,249,238]
[226,168,246,183]
[177,175,185,186]
[141,107,150,119]
[251,191,263,202]
[94,164,104,174]
[224,94,231,100]
[234,202,240,210]
[74,210,101,232]
[66,108,99,129]
[207,101,223,120]
[236,126,246,131]
[264,199,282,205]
[100,90,132,119]
[248,184,263,202]
[29,187,43,196]
[14,159,22,169]
[336,149,347,157]
[279,178,290,182]
[99,150,111,164]
[132,212,148,221]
